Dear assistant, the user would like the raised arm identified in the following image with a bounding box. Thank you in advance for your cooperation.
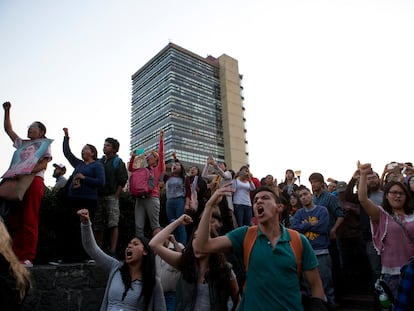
[62,128,82,168]
[201,157,216,182]
[3,102,18,143]
[193,186,233,254]
[128,151,137,172]
[156,130,165,173]
[344,172,359,204]
[357,162,380,222]
[149,214,192,269]
[77,209,117,270]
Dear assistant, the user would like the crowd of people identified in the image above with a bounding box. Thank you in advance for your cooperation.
[1,101,414,310]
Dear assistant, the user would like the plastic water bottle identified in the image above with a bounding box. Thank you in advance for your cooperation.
[375,279,391,310]
[379,291,391,310]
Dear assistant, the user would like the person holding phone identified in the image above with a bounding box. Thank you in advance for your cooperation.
[129,130,165,238]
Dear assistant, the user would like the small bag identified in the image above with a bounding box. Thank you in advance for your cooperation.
[0,174,35,201]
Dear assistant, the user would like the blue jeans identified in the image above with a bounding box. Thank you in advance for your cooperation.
[164,291,176,311]
[234,204,252,227]
[166,197,187,244]
[317,253,335,305]
[365,240,382,284]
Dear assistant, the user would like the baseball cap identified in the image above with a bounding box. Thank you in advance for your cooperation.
[336,181,347,193]
[53,163,66,170]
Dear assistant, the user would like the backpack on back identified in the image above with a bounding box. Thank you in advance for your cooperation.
[100,155,121,170]
[129,167,154,198]
[243,226,330,311]
[243,226,303,275]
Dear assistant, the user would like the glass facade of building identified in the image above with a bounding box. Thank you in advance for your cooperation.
[131,43,245,169]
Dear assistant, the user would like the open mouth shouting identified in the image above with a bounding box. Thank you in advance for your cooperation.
[256,206,265,217]
[125,249,133,260]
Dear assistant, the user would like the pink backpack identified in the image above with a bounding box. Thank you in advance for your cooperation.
[129,167,155,198]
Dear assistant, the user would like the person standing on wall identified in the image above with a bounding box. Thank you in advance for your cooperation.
[129,130,165,238]
[3,102,52,267]
[94,138,128,258]
[62,127,105,262]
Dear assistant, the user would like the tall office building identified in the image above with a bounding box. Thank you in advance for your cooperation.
[131,43,249,171]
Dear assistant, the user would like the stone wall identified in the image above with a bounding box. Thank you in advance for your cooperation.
[23,263,108,311]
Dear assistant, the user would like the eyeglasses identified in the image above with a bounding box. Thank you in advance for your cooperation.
[388,191,406,197]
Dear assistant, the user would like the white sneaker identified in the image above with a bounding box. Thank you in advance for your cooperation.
[48,260,64,265]
[21,260,33,268]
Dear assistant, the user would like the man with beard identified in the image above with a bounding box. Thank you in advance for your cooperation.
[344,169,383,287]
[52,163,68,191]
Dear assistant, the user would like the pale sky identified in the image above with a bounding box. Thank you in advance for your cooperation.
[1,0,413,188]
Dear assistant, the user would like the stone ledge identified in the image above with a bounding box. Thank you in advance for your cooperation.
[23,263,108,311]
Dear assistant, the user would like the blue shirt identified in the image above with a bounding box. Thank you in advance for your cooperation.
[313,190,343,230]
[393,257,414,310]
[291,205,330,251]
[63,137,105,200]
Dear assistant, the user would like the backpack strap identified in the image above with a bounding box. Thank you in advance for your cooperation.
[243,226,303,276]
[113,155,120,170]
[100,155,120,170]
[287,228,303,276]
[243,225,258,272]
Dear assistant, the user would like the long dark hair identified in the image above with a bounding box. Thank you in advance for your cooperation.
[382,181,413,215]
[173,160,186,181]
[178,228,231,291]
[278,195,291,228]
[406,175,414,210]
[119,236,155,309]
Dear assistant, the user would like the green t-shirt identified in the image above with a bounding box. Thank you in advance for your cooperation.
[227,225,318,311]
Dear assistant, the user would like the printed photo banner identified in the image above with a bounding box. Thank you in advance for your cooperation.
[2,138,53,179]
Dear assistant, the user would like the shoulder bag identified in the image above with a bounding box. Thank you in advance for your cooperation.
[0,174,35,201]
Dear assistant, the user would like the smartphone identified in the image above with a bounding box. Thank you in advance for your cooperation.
[135,148,145,155]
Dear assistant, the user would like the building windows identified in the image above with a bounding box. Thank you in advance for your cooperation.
[131,43,247,170]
